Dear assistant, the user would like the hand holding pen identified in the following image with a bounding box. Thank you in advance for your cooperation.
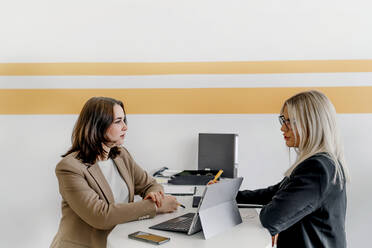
[176,170,224,209]
[157,171,224,210]
[207,170,223,185]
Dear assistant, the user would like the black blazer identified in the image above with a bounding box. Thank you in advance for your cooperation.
[237,153,347,248]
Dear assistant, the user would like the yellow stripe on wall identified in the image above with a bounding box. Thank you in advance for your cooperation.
[1,87,371,114]
[1,60,372,75]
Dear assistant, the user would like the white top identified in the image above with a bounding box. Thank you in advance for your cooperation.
[98,158,129,204]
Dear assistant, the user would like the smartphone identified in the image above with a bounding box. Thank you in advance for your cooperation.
[128,231,170,245]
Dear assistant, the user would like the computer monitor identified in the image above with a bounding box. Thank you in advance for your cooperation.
[198,133,238,178]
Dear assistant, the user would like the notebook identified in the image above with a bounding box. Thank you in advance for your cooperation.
[163,185,196,195]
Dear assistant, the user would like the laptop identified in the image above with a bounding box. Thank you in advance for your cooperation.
[149,177,243,239]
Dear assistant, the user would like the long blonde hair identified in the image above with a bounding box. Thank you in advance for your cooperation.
[282,90,349,186]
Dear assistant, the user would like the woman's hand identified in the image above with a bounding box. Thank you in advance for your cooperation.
[207,180,215,185]
[207,180,220,185]
[272,234,279,247]
[156,195,179,214]
[144,191,164,208]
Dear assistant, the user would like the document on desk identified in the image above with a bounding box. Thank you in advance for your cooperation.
[163,185,196,195]
[161,169,182,177]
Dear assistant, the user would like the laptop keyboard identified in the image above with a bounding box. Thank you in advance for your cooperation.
[150,213,196,232]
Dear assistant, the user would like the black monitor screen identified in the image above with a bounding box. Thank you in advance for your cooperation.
[198,133,238,178]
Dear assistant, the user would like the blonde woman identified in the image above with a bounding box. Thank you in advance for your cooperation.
[51,97,179,248]
[237,91,348,248]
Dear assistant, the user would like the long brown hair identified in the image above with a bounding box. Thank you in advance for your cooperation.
[63,97,127,164]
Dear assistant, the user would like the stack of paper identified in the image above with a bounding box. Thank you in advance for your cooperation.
[163,185,196,195]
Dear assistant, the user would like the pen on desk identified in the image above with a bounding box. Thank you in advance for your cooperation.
[178,203,186,208]
[212,169,223,183]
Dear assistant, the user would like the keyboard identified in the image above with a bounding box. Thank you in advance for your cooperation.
[149,213,196,233]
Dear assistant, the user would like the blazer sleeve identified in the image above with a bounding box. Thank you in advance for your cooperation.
[56,160,157,231]
[120,147,163,197]
[236,179,284,205]
[259,158,333,236]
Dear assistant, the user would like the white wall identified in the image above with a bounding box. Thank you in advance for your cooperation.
[1,113,372,247]
[1,0,372,247]
[1,0,372,62]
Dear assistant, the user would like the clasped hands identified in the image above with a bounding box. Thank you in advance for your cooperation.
[144,191,180,213]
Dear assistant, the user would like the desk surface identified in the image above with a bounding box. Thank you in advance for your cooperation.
[107,196,271,248]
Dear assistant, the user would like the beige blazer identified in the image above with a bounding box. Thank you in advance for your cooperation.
[50,147,163,248]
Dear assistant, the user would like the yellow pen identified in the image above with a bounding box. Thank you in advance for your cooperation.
[212,170,223,183]
[178,203,186,208]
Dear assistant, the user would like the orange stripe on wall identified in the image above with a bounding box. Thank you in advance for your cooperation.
[0,87,371,114]
[1,60,372,75]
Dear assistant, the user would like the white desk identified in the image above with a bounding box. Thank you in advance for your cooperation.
[107,196,271,248]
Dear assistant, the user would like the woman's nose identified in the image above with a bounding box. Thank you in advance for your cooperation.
[122,122,128,131]
[280,123,287,132]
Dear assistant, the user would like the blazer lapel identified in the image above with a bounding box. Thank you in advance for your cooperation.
[113,156,134,201]
[87,163,115,204]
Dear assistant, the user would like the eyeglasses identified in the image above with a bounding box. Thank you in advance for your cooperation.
[279,115,291,129]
